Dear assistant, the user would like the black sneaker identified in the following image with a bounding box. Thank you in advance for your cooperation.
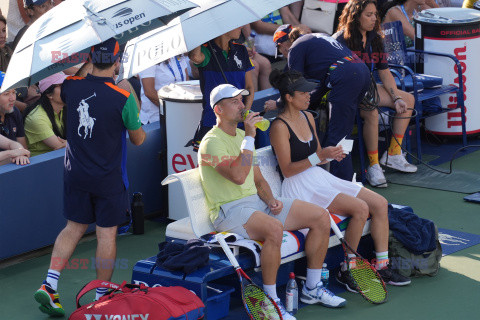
[335,268,359,293]
[377,264,411,286]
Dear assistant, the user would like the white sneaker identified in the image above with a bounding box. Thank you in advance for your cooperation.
[380,152,417,173]
[300,281,346,308]
[273,299,296,320]
[366,164,388,188]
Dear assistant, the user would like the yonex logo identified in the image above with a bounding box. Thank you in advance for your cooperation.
[84,314,149,320]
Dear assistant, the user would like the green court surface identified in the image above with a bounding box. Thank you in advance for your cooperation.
[386,149,480,194]
[1,151,480,319]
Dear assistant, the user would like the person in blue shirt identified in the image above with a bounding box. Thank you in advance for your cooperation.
[188,27,255,151]
[273,25,371,181]
[34,38,146,317]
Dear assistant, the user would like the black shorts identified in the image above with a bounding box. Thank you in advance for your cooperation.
[63,184,129,228]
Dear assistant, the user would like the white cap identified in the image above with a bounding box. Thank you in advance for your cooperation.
[210,84,249,109]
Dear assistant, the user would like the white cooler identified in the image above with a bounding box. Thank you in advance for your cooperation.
[414,8,480,136]
[158,80,203,220]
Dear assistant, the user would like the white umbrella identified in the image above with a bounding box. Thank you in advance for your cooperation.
[1,0,197,92]
[118,0,298,80]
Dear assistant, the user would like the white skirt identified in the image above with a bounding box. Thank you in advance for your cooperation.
[282,166,362,209]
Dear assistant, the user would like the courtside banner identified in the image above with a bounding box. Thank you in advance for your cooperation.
[415,8,480,135]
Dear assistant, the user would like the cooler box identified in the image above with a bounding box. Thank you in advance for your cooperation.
[414,8,480,135]
[132,255,235,320]
[158,81,203,220]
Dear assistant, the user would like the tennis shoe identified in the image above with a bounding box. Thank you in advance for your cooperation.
[335,268,359,293]
[300,281,346,308]
[378,264,411,286]
[273,299,296,320]
[366,164,387,187]
[380,152,417,173]
[34,281,65,317]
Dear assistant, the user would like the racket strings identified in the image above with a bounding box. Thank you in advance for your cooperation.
[349,258,388,304]
[243,285,282,320]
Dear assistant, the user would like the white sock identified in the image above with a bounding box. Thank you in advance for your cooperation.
[263,284,278,300]
[95,287,109,301]
[341,254,357,271]
[375,251,389,270]
[46,269,61,291]
[306,268,322,290]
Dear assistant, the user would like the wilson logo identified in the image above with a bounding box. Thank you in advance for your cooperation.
[447,45,467,129]
[84,315,149,320]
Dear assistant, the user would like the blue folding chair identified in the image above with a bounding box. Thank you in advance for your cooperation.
[382,21,467,157]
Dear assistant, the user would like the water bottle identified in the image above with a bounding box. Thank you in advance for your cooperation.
[242,109,270,131]
[321,263,329,288]
[285,272,298,315]
[131,192,144,235]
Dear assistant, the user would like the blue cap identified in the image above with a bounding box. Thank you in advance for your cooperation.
[90,38,121,64]
[23,0,49,7]
[0,72,5,89]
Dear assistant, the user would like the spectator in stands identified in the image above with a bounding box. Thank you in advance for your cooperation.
[24,72,67,156]
[270,25,371,181]
[0,15,12,72]
[251,6,311,61]
[381,0,435,48]
[34,38,146,317]
[0,72,27,149]
[13,0,53,50]
[242,24,272,92]
[0,134,30,165]
[1,13,41,112]
[138,55,189,124]
[199,83,347,320]
[334,0,417,187]
[289,1,305,21]
[269,69,411,291]
[188,27,254,150]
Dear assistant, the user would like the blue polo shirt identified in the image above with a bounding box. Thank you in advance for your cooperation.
[61,74,141,196]
[288,33,358,84]
[195,41,254,127]
[0,107,25,151]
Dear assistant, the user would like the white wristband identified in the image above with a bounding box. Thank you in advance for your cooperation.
[308,152,321,166]
[241,136,255,151]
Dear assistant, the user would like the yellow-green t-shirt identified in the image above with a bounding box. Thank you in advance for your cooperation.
[24,105,64,157]
[198,126,257,222]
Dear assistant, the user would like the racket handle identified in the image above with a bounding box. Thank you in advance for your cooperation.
[216,233,240,269]
[328,211,344,240]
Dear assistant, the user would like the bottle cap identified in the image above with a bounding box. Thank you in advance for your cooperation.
[289,272,295,279]
[323,263,327,268]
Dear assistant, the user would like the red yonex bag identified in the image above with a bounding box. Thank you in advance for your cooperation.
[69,280,204,320]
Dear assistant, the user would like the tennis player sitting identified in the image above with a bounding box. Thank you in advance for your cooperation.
[198,84,346,320]
[268,69,411,292]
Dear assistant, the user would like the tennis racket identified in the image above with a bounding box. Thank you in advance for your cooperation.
[216,233,283,320]
[329,214,388,304]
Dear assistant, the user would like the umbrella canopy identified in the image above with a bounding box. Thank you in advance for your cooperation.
[1,0,197,92]
[118,0,298,80]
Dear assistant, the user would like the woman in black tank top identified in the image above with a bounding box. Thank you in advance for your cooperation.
[269,70,408,288]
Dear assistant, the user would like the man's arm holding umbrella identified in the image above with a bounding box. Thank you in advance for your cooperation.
[188,46,205,65]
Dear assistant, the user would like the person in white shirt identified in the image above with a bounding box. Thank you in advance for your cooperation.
[138,55,189,124]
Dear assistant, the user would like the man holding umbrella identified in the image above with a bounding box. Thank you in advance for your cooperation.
[189,27,255,151]
[34,38,146,317]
